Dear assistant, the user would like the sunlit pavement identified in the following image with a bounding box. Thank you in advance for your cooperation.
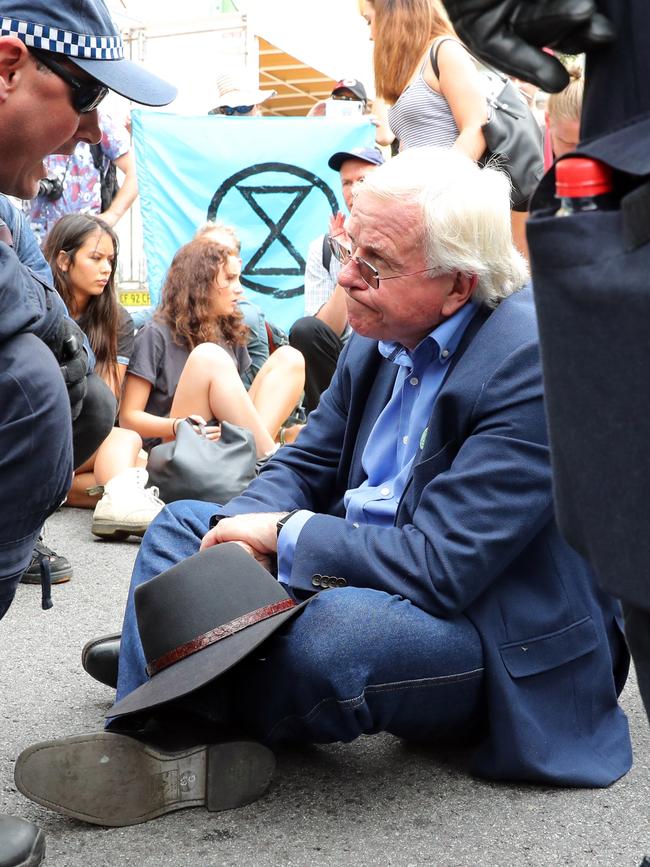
[2,507,648,867]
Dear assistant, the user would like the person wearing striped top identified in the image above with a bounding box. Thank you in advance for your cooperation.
[363,0,531,258]
[363,0,486,160]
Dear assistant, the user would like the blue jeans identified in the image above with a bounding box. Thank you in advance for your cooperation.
[111,501,485,745]
[0,334,72,618]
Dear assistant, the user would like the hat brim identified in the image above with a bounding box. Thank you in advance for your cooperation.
[71,56,177,107]
[328,150,384,171]
[107,599,308,721]
[215,89,276,108]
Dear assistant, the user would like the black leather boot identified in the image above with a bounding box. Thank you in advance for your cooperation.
[81,633,121,688]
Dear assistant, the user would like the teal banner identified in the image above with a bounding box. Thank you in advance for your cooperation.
[132,111,375,331]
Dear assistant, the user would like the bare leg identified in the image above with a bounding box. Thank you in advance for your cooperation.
[170,343,275,457]
[248,346,305,438]
[67,471,101,508]
[66,428,145,509]
[94,428,145,485]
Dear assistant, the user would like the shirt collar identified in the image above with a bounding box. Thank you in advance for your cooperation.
[378,301,478,366]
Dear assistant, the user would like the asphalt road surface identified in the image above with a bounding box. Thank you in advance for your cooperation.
[1,507,649,866]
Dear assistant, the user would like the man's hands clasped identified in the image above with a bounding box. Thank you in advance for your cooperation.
[201,512,292,573]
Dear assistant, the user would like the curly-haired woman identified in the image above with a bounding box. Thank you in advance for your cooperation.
[120,238,305,459]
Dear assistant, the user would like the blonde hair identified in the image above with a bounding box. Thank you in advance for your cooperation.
[357,147,529,307]
[369,0,456,104]
[547,63,584,124]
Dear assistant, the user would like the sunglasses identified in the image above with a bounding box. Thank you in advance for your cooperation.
[331,94,362,102]
[217,105,255,116]
[328,234,436,290]
[30,48,108,114]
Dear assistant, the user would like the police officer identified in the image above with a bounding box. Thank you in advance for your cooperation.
[0,2,176,864]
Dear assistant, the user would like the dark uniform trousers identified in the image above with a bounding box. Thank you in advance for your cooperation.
[0,334,72,617]
[527,0,650,717]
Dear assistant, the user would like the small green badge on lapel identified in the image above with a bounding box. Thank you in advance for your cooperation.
[420,427,428,450]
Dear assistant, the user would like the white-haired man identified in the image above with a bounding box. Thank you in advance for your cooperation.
[18,148,632,826]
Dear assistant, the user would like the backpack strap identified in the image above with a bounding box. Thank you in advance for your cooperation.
[322,233,332,272]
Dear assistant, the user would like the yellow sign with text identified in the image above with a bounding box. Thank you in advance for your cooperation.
[119,290,151,308]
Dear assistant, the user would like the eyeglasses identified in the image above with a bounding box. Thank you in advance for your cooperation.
[216,105,255,116]
[331,93,361,102]
[30,48,108,113]
[327,234,437,290]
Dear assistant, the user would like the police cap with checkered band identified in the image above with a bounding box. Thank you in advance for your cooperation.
[0,0,176,106]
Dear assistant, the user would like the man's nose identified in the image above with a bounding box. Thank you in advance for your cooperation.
[338,258,367,292]
[76,110,102,145]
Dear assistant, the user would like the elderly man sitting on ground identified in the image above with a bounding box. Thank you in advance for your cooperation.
[16,148,632,826]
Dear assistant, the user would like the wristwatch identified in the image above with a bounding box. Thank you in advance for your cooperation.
[276,509,300,539]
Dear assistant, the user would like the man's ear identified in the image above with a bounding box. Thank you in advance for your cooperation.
[0,37,30,103]
[441,271,477,317]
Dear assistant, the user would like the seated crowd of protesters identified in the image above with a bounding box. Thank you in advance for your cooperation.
[14,147,634,830]
[28,218,305,547]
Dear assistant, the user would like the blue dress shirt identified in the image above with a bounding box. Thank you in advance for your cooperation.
[277,301,478,585]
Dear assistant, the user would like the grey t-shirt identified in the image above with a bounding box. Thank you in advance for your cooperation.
[128,319,251,447]
[116,304,135,366]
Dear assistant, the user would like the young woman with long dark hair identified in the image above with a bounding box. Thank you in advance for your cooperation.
[44,214,163,538]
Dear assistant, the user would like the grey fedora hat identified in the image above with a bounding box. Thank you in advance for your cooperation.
[1,0,177,106]
[108,543,309,720]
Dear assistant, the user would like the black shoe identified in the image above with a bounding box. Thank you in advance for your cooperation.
[0,816,45,867]
[15,732,275,827]
[81,633,121,689]
[21,538,72,585]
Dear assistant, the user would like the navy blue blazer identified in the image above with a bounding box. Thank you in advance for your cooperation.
[221,287,632,787]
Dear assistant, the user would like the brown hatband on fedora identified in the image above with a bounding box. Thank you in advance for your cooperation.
[108,543,309,720]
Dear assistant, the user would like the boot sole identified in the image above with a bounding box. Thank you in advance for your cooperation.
[15,732,275,826]
[91,519,150,539]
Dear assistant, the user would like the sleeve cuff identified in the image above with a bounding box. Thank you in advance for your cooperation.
[277,510,314,585]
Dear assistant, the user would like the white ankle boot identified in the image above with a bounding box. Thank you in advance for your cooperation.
[91,468,164,540]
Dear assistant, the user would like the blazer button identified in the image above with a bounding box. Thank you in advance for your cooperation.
[336,577,347,587]
[311,574,322,588]
[320,576,331,589]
